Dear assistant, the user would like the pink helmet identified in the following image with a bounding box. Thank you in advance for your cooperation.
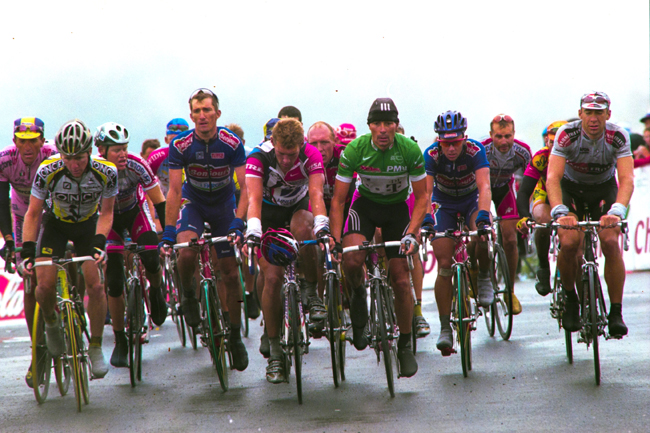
[336,123,357,145]
[260,228,299,267]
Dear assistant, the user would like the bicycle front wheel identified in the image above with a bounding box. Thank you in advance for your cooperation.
[456,266,472,377]
[31,303,52,403]
[588,267,601,385]
[288,284,304,404]
[374,280,394,397]
[204,281,228,391]
[64,303,83,412]
[493,244,513,340]
[165,259,186,347]
[326,273,341,388]
[127,280,144,387]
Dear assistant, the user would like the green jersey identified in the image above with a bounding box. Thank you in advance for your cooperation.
[336,133,426,205]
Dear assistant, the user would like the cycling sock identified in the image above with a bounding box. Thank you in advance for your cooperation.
[609,303,622,315]
[439,314,451,330]
[414,302,423,317]
[90,336,102,348]
[230,324,241,341]
[269,337,282,359]
[398,332,411,349]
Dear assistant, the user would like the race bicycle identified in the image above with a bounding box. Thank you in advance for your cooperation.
[484,216,513,340]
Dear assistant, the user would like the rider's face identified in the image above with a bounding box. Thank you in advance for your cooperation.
[579,108,611,139]
[190,98,221,138]
[13,136,45,166]
[102,144,129,171]
[308,125,335,165]
[438,137,465,161]
[62,152,90,178]
[489,124,515,153]
[368,121,397,150]
[273,141,300,173]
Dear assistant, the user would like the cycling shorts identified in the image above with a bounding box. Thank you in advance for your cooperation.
[107,202,156,245]
[492,178,518,219]
[344,194,411,260]
[37,213,98,258]
[176,195,237,259]
[561,177,618,221]
[261,196,310,232]
[432,193,479,232]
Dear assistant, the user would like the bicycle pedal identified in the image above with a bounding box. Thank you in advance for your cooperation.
[439,347,457,357]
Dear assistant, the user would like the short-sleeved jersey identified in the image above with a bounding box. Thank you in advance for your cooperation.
[523,146,551,193]
[323,145,347,207]
[147,147,170,196]
[424,138,490,200]
[0,143,58,217]
[245,141,324,207]
[115,153,159,214]
[168,127,246,205]
[482,138,532,188]
[336,133,426,205]
[32,156,119,223]
[551,120,632,184]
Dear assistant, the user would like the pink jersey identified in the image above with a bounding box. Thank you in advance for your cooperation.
[0,143,58,216]
[115,153,159,214]
[147,147,170,196]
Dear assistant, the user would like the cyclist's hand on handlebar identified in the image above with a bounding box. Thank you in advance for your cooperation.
[19,241,36,276]
[332,241,343,263]
[1,240,15,273]
[244,235,260,259]
[90,234,108,265]
[556,214,577,228]
[516,217,530,235]
[159,225,177,255]
[400,233,419,256]
[600,213,621,228]
[316,228,335,252]
[227,218,245,246]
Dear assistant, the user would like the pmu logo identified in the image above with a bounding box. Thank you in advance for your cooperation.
[386,165,406,172]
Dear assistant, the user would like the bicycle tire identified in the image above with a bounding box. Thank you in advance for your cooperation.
[75,309,90,406]
[411,314,418,354]
[165,262,186,347]
[54,355,71,396]
[238,266,249,338]
[326,273,341,388]
[65,303,83,412]
[493,244,513,340]
[484,273,495,337]
[31,303,52,403]
[456,266,472,377]
[375,280,394,397]
[588,267,601,385]
[204,280,228,391]
[288,284,303,403]
[127,280,143,387]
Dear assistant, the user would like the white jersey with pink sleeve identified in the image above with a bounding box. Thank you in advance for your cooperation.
[0,143,58,216]
[245,142,324,207]
[115,153,159,214]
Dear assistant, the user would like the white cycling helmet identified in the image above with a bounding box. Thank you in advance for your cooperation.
[94,122,130,147]
[55,119,94,156]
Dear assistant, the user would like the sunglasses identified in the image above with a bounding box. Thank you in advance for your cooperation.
[15,123,43,133]
[439,138,465,147]
[188,88,219,104]
[167,124,189,132]
[492,114,514,123]
[338,129,356,138]
[581,93,610,106]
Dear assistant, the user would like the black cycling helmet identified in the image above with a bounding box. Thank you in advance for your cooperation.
[434,111,468,139]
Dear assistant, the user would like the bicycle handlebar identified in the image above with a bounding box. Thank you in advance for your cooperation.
[20,255,105,286]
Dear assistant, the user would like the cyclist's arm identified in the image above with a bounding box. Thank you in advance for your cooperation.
[516,175,537,220]
[96,197,115,237]
[330,178,351,242]
[408,178,428,237]
[22,195,45,244]
[164,168,183,230]
[425,174,434,202]
[0,181,12,241]
[476,167,491,212]
[546,154,565,209]
[245,175,263,220]
[234,164,248,220]
[614,156,634,207]
[308,172,326,217]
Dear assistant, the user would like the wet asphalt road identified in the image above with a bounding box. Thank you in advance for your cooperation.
[1,273,649,433]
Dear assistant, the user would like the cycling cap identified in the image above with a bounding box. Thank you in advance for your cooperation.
[434,111,467,140]
[166,118,189,136]
[260,228,299,267]
[55,120,94,156]
[336,123,357,145]
[367,98,399,124]
[580,91,610,110]
[639,110,650,123]
[94,122,130,147]
[546,120,568,142]
[14,117,44,139]
[263,118,280,141]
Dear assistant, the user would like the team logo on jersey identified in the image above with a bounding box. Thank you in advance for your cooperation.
[306,162,323,173]
[219,129,240,150]
[605,129,628,149]
[187,164,230,179]
[386,165,406,172]
[556,127,580,148]
[533,153,548,170]
[428,147,440,162]
[360,165,380,173]
[390,154,404,163]
[465,141,480,157]
[196,151,204,160]
[63,182,71,189]
[211,152,224,159]
[173,134,193,153]
[41,247,53,255]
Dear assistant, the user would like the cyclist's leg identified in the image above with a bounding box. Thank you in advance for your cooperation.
[431,237,455,353]
[468,207,493,308]
[532,200,553,295]
[175,201,203,327]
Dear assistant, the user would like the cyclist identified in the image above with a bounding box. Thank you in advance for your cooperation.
[423,111,491,356]
[330,98,427,378]
[161,89,249,371]
[244,118,329,383]
[140,138,160,161]
[481,114,531,315]
[547,92,633,337]
[335,123,356,146]
[516,120,568,295]
[0,117,58,387]
[21,119,118,378]
[94,122,168,368]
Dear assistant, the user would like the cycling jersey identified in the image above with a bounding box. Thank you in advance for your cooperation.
[168,127,246,205]
[245,141,324,207]
[0,143,58,217]
[482,138,531,188]
[32,156,119,223]
[424,138,489,199]
[115,153,159,214]
[336,133,425,205]
[147,147,170,196]
[551,120,632,185]
[323,145,347,207]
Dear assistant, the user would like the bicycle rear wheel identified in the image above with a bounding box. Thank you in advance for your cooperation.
[493,244,513,340]
[326,273,341,388]
[127,280,144,387]
[588,268,601,385]
[288,284,304,404]
[31,303,52,403]
[456,267,472,377]
[204,281,228,391]
[165,259,186,347]
[483,274,495,337]
[374,280,394,397]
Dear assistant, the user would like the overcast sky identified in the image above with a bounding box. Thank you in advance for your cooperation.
[1,0,648,154]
